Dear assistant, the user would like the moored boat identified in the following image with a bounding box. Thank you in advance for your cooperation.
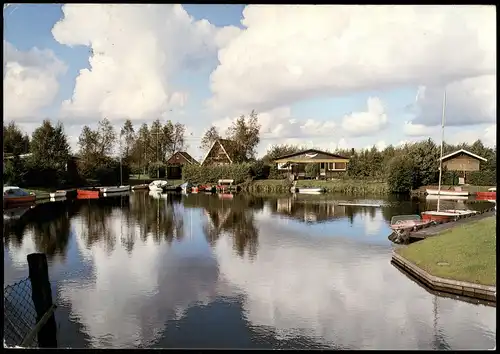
[131,184,149,190]
[3,186,36,207]
[426,188,469,196]
[77,188,100,199]
[425,194,468,201]
[476,191,496,200]
[421,209,477,222]
[391,214,434,232]
[99,185,130,193]
[149,180,168,192]
[293,187,326,194]
[49,190,67,198]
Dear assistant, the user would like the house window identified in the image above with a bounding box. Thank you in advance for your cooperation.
[335,162,347,170]
[320,163,325,169]
[327,162,334,170]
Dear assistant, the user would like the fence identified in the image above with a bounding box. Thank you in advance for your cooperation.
[3,253,58,348]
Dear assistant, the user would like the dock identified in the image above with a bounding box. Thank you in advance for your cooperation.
[337,202,382,207]
[410,209,495,240]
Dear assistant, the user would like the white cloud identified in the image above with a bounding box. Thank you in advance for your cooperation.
[341,97,388,136]
[208,5,495,115]
[483,124,496,147]
[410,75,496,127]
[403,122,436,137]
[3,41,67,121]
[52,4,237,123]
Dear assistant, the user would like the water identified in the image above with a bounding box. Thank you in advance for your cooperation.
[3,192,496,349]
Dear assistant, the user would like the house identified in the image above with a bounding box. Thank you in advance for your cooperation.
[440,149,487,185]
[201,139,240,166]
[273,149,349,180]
[165,151,199,179]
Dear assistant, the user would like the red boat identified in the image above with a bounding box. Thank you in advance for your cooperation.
[77,188,100,199]
[476,191,496,201]
[3,186,36,207]
[421,209,477,222]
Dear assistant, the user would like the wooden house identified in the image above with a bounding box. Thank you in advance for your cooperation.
[440,149,487,184]
[273,149,349,180]
[165,151,199,179]
[201,139,240,166]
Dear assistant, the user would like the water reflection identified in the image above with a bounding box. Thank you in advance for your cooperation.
[2,192,496,349]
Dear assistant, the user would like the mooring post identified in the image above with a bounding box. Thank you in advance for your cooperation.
[27,253,57,348]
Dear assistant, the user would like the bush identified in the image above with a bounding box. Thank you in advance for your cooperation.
[467,170,496,186]
[387,155,416,193]
[305,163,319,178]
[182,163,252,184]
[250,160,270,180]
[148,162,166,179]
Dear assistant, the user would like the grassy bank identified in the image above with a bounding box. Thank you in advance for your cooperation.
[396,216,496,286]
[241,179,389,195]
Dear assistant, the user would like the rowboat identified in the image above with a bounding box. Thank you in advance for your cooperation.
[293,187,326,194]
[421,209,477,222]
[149,180,168,192]
[426,188,469,196]
[77,188,100,199]
[99,185,130,193]
[425,194,468,201]
[391,215,433,231]
[103,191,130,198]
[131,184,149,190]
[3,186,36,207]
[49,190,67,198]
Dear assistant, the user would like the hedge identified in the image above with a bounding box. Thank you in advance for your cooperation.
[182,163,253,184]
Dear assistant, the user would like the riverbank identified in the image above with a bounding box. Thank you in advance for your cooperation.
[241,179,389,195]
[395,216,496,287]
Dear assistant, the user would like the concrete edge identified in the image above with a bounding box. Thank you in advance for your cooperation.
[392,251,496,302]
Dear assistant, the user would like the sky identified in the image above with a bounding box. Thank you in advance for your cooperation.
[3,4,496,161]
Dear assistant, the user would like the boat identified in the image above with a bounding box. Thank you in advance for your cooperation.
[216,179,240,193]
[77,188,100,199]
[391,215,434,232]
[426,188,469,196]
[420,89,476,223]
[4,206,33,221]
[201,185,216,193]
[338,202,382,207]
[180,182,194,193]
[131,184,149,190]
[149,180,168,192]
[103,191,130,198]
[425,194,468,201]
[294,187,326,194]
[3,186,36,207]
[50,196,67,203]
[49,190,67,198]
[99,185,130,193]
[476,189,496,200]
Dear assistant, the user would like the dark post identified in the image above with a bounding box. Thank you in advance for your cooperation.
[27,253,57,348]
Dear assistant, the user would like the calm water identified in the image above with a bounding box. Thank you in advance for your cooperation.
[3,192,496,349]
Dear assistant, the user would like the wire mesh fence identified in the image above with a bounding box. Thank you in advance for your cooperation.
[4,277,39,348]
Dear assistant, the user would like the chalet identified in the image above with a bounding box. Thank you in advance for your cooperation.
[201,139,240,166]
[439,149,487,185]
[273,149,349,180]
[165,151,199,179]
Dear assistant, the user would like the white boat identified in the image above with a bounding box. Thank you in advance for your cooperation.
[294,187,325,194]
[488,187,496,192]
[425,194,468,201]
[149,180,168,192]
[100,185,130,193]
[49,190,67,198]
[103,191,130,198]
[148,190,163,199]
[426,189,469,196]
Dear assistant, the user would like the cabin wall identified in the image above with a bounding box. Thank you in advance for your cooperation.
[443,154,481,172]
[203,144,232,166]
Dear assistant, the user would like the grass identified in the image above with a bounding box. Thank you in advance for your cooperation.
[396,216,496,286]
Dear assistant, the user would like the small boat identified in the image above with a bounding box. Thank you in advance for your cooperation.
[3,186,36,207]
[180,182,194,193]
[201,185,216,193]
[476,190,496,200]
[425,194,468,201]
[293,187,326,194]
[77,188,100,199]
[390,215,434,232]
[149,180,168,192]
[426,188,469,196]
[421,209,476,222]
[3,206,33,221]
[338,202,382,207]
[192,186,199,193]
[99,185,130,193]
[49,190,67,198]
[103,191,130,198]
[131,184,149,190]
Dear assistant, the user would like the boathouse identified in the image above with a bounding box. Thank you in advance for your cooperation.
[439,149,487,185]
[273,149,349,180]
[201,139,240,166]
[166,151,199,179]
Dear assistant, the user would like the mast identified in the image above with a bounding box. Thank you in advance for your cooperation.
[437,89,446,212]
[119,137,123,186]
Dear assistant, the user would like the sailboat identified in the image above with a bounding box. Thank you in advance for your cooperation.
[421,90,477,222]
[100,140,131,195]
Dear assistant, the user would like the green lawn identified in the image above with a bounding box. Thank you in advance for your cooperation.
[396,216,496,286]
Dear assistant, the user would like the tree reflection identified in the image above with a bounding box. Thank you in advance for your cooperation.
[4,201,75,260]
[185,194,260,260]
[77,199,117,254]
[269,196,349,224]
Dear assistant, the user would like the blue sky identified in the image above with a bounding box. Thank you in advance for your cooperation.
[3,5,496,159]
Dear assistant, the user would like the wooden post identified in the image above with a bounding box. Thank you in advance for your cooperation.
[27,253,57,348]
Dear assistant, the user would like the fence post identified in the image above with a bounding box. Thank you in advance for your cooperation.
[27,253,57,348]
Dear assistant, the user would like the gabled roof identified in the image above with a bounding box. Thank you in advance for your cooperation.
[169,151,199,165]
[274,149,348,161]
[440,149,487,162]
[201,139,240,165]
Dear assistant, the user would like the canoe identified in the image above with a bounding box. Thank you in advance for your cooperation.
[426,189,469,196]
[131,184,149,190]
[296,188,326,194]
[3,186,36,206]
[100,185,130,193]
[77,188,100,199]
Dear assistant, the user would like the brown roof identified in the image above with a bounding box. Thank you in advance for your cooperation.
[178,151,199,164]
[217,139,240,160]
[274,149,348,161]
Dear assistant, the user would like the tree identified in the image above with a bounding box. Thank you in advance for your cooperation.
[30,120,71,171]
[226,110,261,161]
[200,126,221,152]
[78,125,102,177]
[97,118,116,157]
[3,121,30,155]
[120,119,136,161]
[262,144,301,163]
[387,155,417,193]
[305,163,320,178]
[130,123,150,174]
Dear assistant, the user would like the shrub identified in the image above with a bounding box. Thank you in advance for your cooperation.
[305,163,319,178]
[250,160,270,180]
[387,155,417,193]
[182,163,252,184]
[148,162,166,179]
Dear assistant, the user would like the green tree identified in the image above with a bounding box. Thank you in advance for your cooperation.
[387,155,417,193]
[226,110,261,161]
[305,163,320,178]
[120,119,136,161]
[130,123,150,174]
[162,120,186,158]
[3,121,30,155]
[30,120,71,171]
[200,126,221,152]
[262,144,302,163]
[97,118,116,157]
